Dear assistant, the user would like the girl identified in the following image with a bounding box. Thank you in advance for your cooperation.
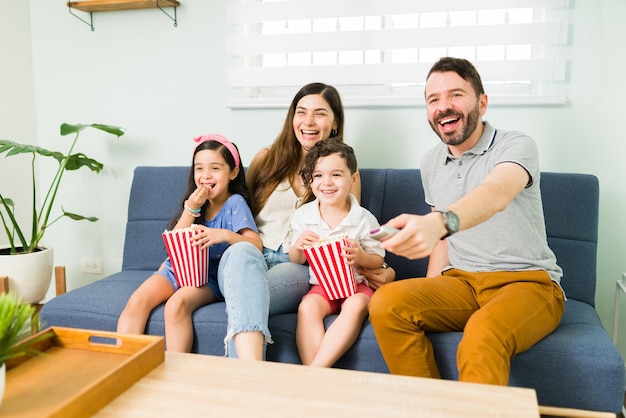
[289,138,385,367]
[117,134,262,352]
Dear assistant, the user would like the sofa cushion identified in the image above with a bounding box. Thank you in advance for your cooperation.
[41,270,229,355]
[540,173,599,306]
[360,168,430,280]
[122,166,187,271]
[509,299,624,410]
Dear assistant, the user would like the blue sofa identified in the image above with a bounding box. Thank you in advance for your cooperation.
[41,166,625,414]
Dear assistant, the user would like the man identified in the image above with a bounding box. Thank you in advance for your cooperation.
[369,57,565,385]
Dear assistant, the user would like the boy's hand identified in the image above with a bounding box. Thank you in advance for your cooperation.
[342,238,365,265]
[294,230,320,250]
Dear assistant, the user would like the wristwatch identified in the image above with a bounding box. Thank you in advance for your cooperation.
[435,210,460,239]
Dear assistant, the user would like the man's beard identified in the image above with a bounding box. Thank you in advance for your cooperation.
[430,104,480,146]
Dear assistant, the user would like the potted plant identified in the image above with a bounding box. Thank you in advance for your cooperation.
[0,123,124,302]
[0,292,55,406]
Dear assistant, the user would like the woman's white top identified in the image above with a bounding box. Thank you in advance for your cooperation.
[255,177,301,252]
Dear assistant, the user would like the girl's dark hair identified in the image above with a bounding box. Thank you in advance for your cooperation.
[426,57,485,97]
[169,140,250,229]
[299,137,357,204]
[249,82,345,216]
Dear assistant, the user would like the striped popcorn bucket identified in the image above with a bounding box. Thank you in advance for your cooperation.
[304,236,356,300]
[162,226,209,287]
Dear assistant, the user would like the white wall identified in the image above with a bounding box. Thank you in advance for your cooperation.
[0,0,37,245]
[2,1,626,354]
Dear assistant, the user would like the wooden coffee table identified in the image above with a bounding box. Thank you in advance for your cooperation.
[92,352,542,418]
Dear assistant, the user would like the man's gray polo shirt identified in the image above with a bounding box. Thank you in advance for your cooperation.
[420,121,563,285]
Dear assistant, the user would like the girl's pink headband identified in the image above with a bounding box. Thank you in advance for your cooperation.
[193,134,240,169]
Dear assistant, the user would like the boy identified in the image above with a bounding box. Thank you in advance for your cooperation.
[290,138,384,367]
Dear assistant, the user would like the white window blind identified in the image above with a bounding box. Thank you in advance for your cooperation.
[227,0,570,108]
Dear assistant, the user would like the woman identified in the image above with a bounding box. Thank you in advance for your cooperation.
[218,82,395,360]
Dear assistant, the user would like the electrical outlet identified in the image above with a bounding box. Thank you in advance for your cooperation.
[80,258,103,274]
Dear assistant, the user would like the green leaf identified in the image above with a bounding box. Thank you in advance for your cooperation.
[0,140,65,162]
[0,197,15,207]
[60,123,125,138]
[49,151,67,164]
[61,208,98,222]
[64,153,104,172]
[90,124,125,137]
[0,140,40,156]
[59,123,88,135]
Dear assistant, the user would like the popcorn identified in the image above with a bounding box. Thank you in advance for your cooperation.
[303,235,356,300]
[162,225,209,287]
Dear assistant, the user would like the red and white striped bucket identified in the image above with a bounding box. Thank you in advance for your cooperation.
[304,236,356,300]
[162,225,209,287]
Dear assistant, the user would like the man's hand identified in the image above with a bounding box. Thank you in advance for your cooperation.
[381,212,446,260]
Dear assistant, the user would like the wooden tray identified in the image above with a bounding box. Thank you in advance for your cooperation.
[2,327,164,417]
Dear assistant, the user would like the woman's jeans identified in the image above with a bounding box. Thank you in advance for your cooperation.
[218,242,310,358]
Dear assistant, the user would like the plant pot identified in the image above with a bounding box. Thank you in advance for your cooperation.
[0,362,5,407]
[0,245,53,304]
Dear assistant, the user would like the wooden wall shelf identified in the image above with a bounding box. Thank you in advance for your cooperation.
[67,0,180,30]
[67,0,180,13]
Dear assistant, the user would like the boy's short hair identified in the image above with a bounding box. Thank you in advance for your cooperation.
[300,137,358,186]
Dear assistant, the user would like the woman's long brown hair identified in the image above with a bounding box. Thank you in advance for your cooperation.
[249,82,345,216]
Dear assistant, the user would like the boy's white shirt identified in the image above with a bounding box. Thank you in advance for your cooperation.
[290,194,384,285]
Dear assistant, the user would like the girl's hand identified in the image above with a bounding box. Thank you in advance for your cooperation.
[294,230,320,250]
[190,226,227,250]
[342,238,366,265]
[187,185,210,210]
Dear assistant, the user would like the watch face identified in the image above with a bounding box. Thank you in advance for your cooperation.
[446,211,460,233]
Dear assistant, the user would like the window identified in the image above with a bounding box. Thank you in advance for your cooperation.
[227,0,570,108]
